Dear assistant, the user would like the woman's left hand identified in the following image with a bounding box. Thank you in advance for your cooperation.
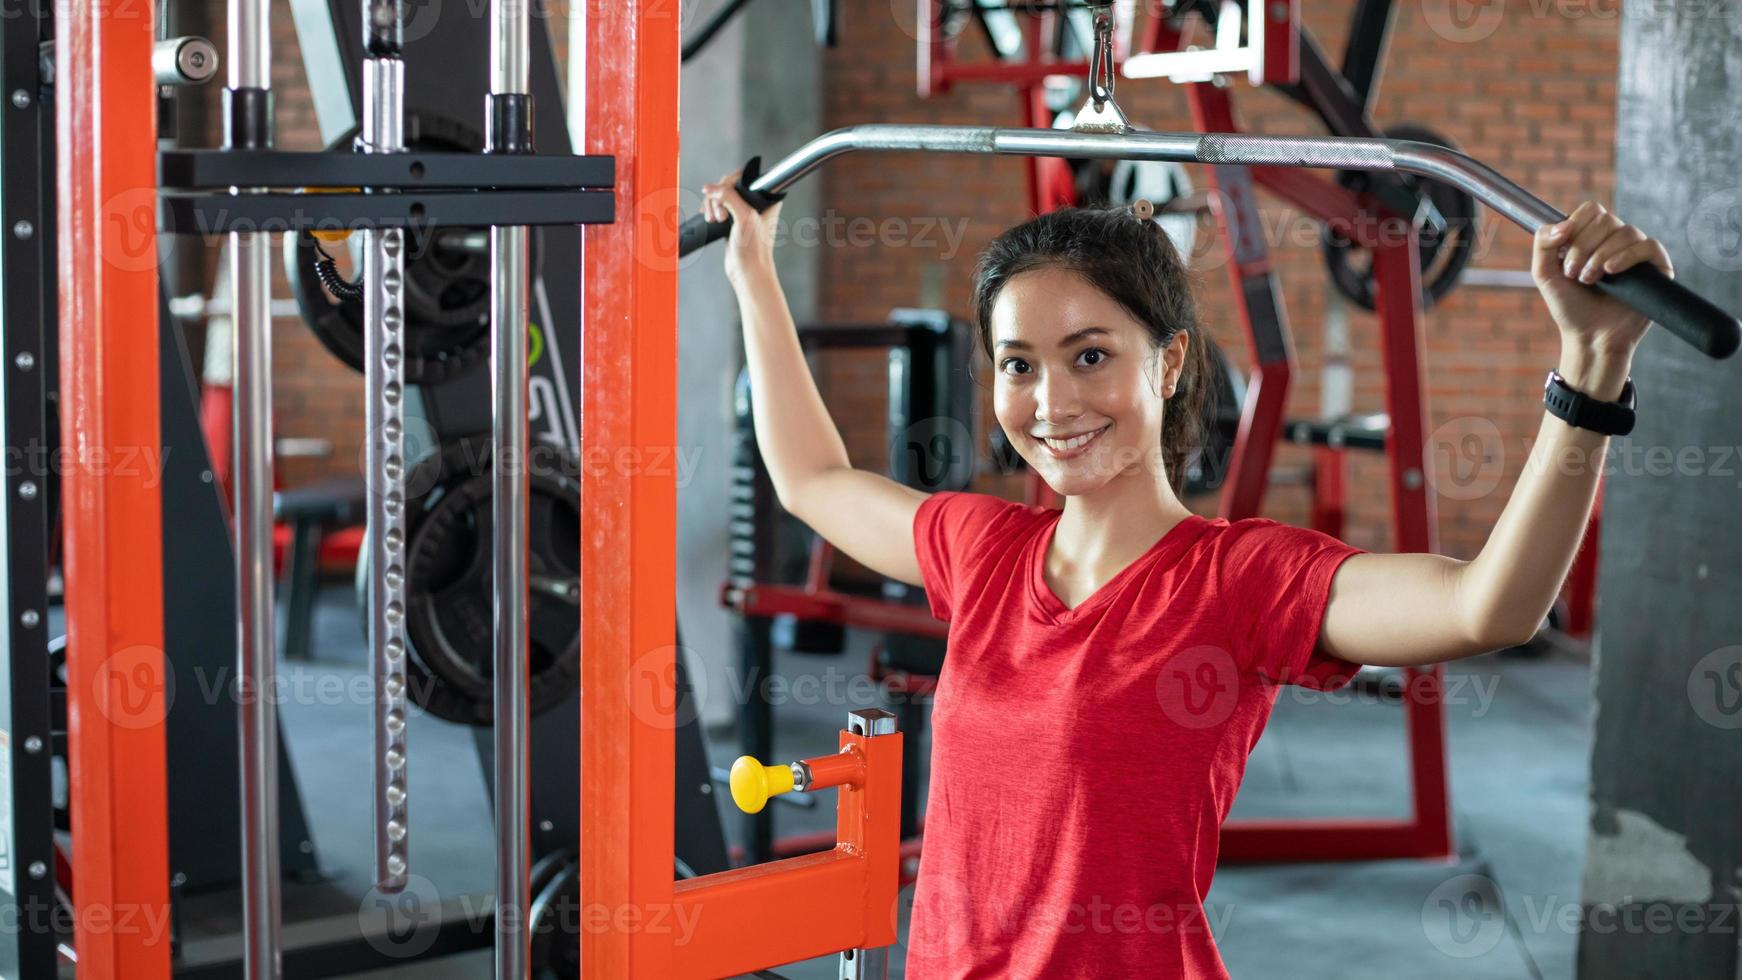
[1532,200,1674,354]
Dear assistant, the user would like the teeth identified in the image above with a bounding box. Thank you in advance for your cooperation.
[1042,427,1103,452]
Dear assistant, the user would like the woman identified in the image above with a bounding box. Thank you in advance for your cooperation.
[700,171,1669,978]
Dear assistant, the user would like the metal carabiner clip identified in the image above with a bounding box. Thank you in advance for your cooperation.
[1072,4,1131,134]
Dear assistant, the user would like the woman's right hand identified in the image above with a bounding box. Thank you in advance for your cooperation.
[701,169,783,287]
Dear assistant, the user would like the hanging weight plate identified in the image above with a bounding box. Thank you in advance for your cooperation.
[47,634,68,832]
[1321,123,1479,312]
[285,111,497,384]
[385,434,582,726]
[528,857,581,979]
[1183,336,1246,496]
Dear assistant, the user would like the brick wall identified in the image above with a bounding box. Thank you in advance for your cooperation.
[812,2,1619,559]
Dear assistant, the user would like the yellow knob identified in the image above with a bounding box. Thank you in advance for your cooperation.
[729,755,794,814]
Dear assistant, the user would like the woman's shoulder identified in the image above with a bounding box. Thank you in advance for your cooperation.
[916,490,1055,547]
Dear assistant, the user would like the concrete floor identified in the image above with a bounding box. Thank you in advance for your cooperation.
[233,583,1590,978]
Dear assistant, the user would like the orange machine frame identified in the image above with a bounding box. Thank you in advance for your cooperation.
[580,5,901,977]
[62,4,897,977]
[59,5,172,979]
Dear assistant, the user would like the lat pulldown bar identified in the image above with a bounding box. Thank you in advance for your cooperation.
[679,125,1740,360]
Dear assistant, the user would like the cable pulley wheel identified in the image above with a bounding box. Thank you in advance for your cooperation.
[372,434,582,726]
[285,111,497,384]
[1320,122,1479,312]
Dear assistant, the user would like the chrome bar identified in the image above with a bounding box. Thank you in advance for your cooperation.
[694,122,1742,359]
[361,50,410,894]
[492,0,531,95]
[227,0,270,89]
[490,2,533,977]
[233,232,280,980]
[737,125,1561,233]
[229,0,278,974]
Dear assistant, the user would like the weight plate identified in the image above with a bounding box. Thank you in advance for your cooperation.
[1321,123,1479,312]
[529,847,576,907]
[528,858,581,979]
[1183,337,1246,496]
[376,435,582,726]
[48,634,68,832]
[284,111,497,384]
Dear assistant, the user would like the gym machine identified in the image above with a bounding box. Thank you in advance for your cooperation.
[678,2,1741,879]
[49,1,914,977]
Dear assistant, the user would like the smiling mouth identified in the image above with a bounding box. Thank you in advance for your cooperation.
[1035,425,1109,457]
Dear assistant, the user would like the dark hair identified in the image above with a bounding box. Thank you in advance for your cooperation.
[971,205,1210,494]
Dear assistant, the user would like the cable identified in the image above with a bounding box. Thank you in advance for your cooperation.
[308,233,365,303]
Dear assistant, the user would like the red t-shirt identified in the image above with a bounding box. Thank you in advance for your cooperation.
[905,491,1365,979]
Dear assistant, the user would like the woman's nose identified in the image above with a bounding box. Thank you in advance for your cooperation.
[1033,369,1082,425]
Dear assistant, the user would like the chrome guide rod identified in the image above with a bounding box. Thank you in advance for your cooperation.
[490,1,534,977]
[228,0,279,974]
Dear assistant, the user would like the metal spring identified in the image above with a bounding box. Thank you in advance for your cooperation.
[311,235,365,303]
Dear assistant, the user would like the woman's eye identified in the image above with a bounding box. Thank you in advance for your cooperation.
[1000,358,1031,376]
[1077,347,1108,367]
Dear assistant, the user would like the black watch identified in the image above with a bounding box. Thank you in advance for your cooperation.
[1543,370,1636,436]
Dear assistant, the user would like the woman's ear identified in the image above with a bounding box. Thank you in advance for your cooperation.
[1164,332,1189,396]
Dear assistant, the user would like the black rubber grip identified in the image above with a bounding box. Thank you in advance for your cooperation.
[1597,263,1740,360]
[223,87,274,151]
[677,155,788,258]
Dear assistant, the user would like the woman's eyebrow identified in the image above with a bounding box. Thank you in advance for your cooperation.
[995,326,1112,351]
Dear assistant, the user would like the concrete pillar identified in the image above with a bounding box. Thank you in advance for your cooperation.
[1583,9,1742,978]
